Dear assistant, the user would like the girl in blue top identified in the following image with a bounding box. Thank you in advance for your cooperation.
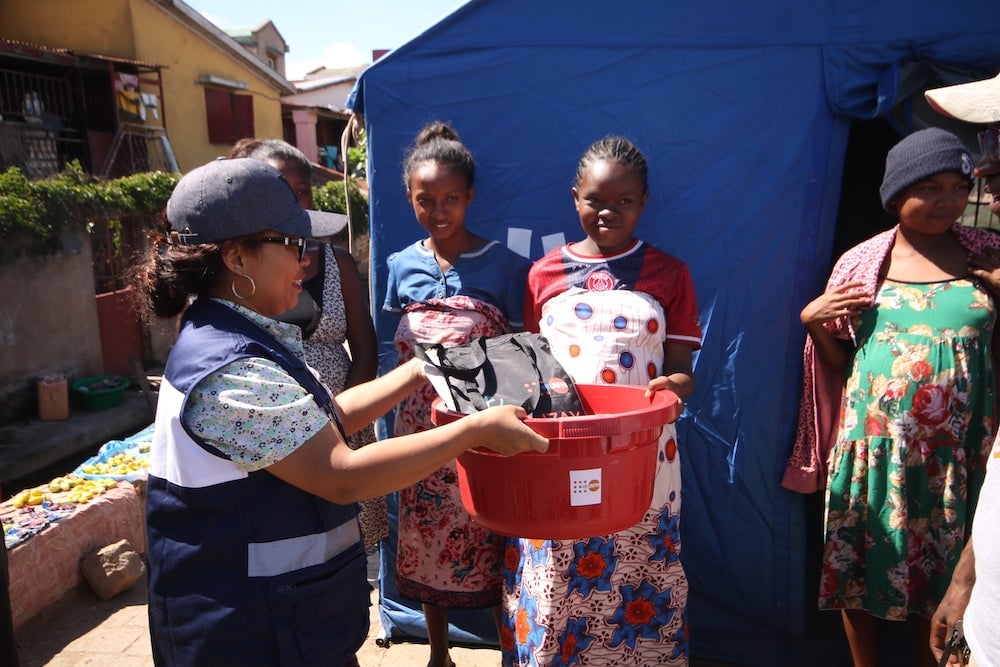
[384,121,531,667]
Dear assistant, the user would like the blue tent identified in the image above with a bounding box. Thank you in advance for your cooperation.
[349,1,1000,663]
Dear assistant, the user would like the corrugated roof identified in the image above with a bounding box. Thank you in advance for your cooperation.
[290,74,357,92]
[0,37,162,69]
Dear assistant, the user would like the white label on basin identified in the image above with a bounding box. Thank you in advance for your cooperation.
[569,468,602,506]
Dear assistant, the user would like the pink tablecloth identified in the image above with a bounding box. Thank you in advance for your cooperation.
[6,482,146,630]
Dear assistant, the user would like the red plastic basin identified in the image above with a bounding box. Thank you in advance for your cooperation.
[431,383,680,539]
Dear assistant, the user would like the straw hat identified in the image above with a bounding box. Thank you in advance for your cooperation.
[925,72,1000,124]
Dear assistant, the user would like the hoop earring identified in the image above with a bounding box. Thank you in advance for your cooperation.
[231,273,256,300]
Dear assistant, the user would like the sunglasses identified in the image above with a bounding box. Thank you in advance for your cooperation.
[251,236,307,261]
[978,128,1000,166]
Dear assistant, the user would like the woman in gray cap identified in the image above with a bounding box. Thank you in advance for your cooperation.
[788,128,1000,666]
[133,157,548,667]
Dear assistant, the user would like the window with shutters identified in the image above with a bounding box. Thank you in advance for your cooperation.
[204,87,254,145]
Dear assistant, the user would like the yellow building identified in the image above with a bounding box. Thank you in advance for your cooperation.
[0,0,295,171]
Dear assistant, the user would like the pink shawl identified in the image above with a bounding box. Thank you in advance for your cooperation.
[781,223,1000,493]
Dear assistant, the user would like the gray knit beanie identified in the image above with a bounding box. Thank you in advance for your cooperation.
[879,127,974,212]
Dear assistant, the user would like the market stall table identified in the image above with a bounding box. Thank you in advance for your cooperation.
[3,481,145,630]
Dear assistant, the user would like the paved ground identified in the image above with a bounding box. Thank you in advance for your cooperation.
[13,557,502,667]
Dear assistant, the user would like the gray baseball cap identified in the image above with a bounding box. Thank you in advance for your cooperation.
[166,158,348,243]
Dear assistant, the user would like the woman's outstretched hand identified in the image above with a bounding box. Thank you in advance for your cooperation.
[471,405,549,456]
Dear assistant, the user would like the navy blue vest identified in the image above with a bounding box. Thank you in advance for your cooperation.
[147,299,367,666]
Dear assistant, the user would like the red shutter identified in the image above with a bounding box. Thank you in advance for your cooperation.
[204,88,232,144]
[232,93,254,142]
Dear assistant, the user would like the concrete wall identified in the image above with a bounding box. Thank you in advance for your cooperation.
[0,231,103,422]
[0,0,138,56]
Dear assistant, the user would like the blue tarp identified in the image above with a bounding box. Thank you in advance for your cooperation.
[349,1,1000,663]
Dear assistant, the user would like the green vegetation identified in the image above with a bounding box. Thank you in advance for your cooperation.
[0,162,180,263]
[346,146,367,179]
[313,178,369,236]
[0,161,367,264]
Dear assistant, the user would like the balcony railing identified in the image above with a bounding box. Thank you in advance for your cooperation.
[0,68,84,178]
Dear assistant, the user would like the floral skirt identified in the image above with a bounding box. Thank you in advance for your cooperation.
[502,425,689,666]
[394,296,511,608]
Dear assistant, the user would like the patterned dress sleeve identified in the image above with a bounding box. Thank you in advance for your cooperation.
[185,357,330,472]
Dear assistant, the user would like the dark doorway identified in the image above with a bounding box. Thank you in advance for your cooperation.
[829,119,900,265]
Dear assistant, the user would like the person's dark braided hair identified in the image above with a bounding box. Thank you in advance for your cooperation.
[574,135,649,193]
[402,121,476,188]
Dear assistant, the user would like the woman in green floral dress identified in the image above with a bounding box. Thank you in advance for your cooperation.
[822,279,993,609]
[801,128,1000,667]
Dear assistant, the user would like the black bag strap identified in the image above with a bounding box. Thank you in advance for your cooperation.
[416,334,545,413]
[416,338,492,411]
[415,337,488,381]
[501,332,583,416]
[501,333,548,411]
